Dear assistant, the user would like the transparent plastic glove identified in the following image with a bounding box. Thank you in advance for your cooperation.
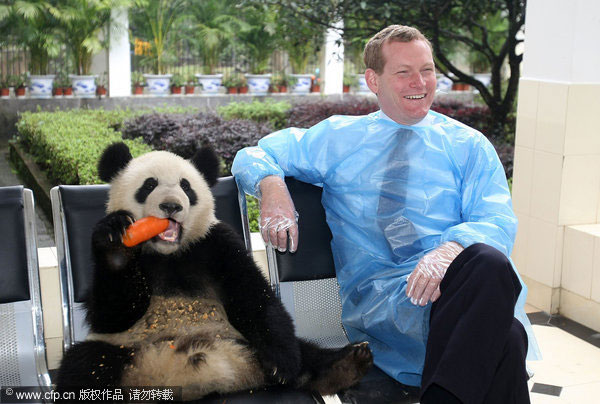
[258,176,299,253]
[406,241,464,306]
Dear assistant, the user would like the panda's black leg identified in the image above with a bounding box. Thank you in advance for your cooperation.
[56,341,135,389]
[295,340,373,396]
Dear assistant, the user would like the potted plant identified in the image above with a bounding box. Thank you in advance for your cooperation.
[131,71,145,95]
[52,72,66,96]
[12,74,27,97]
[60,74,73,97]
[0,76,10,98]
[187,0,245,93]
[276,7,324,94]
[271,73,289,93]
[132,0,185,96]
[238,4,277,95]
[185,74,196,95]
[96,72,108,97]
[355,73,369,93]
[8,1,61,98]
[222,73,239,94]
[311,76,321,93]
[343,72,357,93]
[195,73,223,94]
[170,73,184,95]
[58,0,126,97]
[237,74,248,94]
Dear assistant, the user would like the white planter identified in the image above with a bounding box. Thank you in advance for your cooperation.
[356,74,370,94]
[195,74,223,94]
[474,73,491,88]
[245,74,271,95]
[289,74,312,94]
[29,75,55,98]
[144,74,172,96]
[436,75,453,92]
[69,75,97,98]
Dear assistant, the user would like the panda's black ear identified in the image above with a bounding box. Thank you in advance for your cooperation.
[190,146,219,187]
[98,142,133,183]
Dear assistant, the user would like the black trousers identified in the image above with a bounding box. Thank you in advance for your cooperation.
[420,243,530,404]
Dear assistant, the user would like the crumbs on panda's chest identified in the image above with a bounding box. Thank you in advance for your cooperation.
[144,295,226,330]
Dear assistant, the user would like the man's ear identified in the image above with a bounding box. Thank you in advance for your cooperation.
[365,68,379,94]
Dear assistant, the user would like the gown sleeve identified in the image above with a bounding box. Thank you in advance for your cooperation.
[232,116,364,196]
[440,134,517,257]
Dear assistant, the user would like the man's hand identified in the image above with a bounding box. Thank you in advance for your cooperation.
[258,176,299,253]
[406,241,464,306]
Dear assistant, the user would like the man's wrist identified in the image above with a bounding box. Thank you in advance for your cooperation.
[258,175,285,196]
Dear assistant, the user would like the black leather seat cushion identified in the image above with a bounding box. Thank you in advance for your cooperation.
[0,186,30,304]
[276,178,336,282]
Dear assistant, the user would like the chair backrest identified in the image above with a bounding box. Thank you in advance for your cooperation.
[243,177,349,349]
[51,176,248,350]
[0,186,51,388]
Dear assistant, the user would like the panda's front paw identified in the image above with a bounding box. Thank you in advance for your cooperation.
[92,210,136,270]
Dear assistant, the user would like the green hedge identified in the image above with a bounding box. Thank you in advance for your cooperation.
[17,109,151,185]
[15,107,201,185]
[217,100,291,130]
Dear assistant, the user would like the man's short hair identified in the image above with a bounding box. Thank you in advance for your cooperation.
[363,25,433,74]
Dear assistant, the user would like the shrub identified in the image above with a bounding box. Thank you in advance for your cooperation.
[218,100,291,130]
[121,112,273,175]
[286,97,379,128]
[431,99,515,142]
[431,99,515,178]
[17,109,151,185]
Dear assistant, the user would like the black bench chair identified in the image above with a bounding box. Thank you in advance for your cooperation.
[0,186,51,389]
[254,177,420,404]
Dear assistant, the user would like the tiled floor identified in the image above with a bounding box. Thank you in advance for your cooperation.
[525,304,600,403]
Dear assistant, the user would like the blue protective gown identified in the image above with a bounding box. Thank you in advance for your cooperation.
[232,109,540,387]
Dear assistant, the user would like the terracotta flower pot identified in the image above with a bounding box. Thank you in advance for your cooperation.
[1,88,9,97]
[227,87,238,94]
[279,85,287,93]
[185,85,195,95]
[63,87,73,96]
[311,84,320,93]
[96,86,107,96]
[343,85,350,93]
[53,87,64,97]
[15,87,26,97]
[171,86,182,95]
[133,86,143,95]
[238,86,248,94]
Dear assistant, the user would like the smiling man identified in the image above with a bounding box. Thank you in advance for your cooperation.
[232,25,538,403]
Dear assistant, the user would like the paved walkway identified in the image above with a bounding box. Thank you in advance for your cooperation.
[0,141,54,247]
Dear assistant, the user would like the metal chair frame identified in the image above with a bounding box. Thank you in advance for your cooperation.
[0,187,51,388]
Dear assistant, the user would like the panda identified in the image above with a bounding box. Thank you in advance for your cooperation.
[56,142,373,400]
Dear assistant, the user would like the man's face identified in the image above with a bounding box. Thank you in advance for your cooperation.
[365,40,437,125]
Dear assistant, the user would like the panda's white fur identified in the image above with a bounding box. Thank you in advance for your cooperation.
[107,151,217,255]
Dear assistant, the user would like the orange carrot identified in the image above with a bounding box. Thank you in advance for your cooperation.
[122,216,169,247]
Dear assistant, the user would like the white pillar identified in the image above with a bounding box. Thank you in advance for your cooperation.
[323,21,344,95]
[511,0,600,330]
[107,8,131,97]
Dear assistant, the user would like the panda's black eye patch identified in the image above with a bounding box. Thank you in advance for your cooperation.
[135,177,158,204]
[180,178,197,205]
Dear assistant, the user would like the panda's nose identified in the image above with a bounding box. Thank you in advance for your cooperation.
[159,202,182,215]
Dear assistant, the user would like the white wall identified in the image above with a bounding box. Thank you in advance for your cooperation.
[521,0,600,82]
